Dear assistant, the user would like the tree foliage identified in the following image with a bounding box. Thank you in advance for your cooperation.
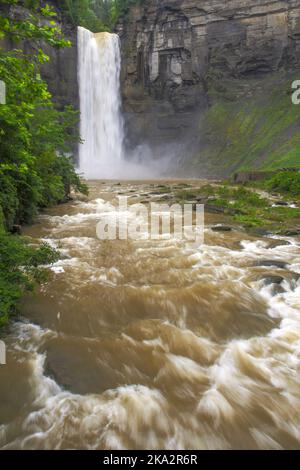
[61,0,144,32]
[0,233,60,327]
[0,0,87,325]
[265,172,300,197]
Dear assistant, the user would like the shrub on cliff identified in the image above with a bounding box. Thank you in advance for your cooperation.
[265,172,300,197]
[0,0,87,228]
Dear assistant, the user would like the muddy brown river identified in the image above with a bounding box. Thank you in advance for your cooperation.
[0,181,300,450]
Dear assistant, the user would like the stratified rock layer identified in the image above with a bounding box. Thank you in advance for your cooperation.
[118,0,300,172]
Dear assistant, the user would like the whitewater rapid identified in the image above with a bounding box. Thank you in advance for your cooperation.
[0,181,300,450]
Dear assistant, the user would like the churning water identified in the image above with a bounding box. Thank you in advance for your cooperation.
[1,181,300,450]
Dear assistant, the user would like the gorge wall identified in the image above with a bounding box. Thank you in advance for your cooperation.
[40,21,78,111]
[3,1,300,176]
[1,1,78,111]
[118,0,300,176]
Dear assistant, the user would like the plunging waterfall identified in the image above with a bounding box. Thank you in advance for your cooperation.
[78,27,124,179]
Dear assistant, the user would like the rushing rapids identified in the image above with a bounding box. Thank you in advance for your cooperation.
[0,181,300,450]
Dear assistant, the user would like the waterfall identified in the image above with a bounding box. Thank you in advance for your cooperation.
[77,27,124,179]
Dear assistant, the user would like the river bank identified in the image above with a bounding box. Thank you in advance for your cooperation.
[168,173,300,236]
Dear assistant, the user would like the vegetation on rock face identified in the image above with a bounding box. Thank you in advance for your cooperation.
[0,0,87,326]
[265,172,300,197]
[191,77,300,176]
[61,0,144,32]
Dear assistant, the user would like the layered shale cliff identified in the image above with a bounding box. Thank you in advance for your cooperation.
[118,0,300,175]
[3,1,300,176]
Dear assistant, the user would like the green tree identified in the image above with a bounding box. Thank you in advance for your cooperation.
[61,0,145,32]
[62,0,110,31]
[0,233,60,327]
[0,0,87,325]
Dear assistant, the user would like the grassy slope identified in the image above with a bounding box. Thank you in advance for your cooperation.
[188,72,300,176]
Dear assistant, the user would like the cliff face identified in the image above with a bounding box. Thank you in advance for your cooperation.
[2,1,78,110]
[41,27,78,111]
[118,0,300,174]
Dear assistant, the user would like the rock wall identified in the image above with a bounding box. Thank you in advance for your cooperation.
[1,1,78,110]
[118,0,300,172]
[40,27,79,111]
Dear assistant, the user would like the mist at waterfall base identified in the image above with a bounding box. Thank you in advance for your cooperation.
[78,27,178,180]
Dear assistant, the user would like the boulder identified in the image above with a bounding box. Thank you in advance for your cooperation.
[282,228,300,236]
[211,225,233,232]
